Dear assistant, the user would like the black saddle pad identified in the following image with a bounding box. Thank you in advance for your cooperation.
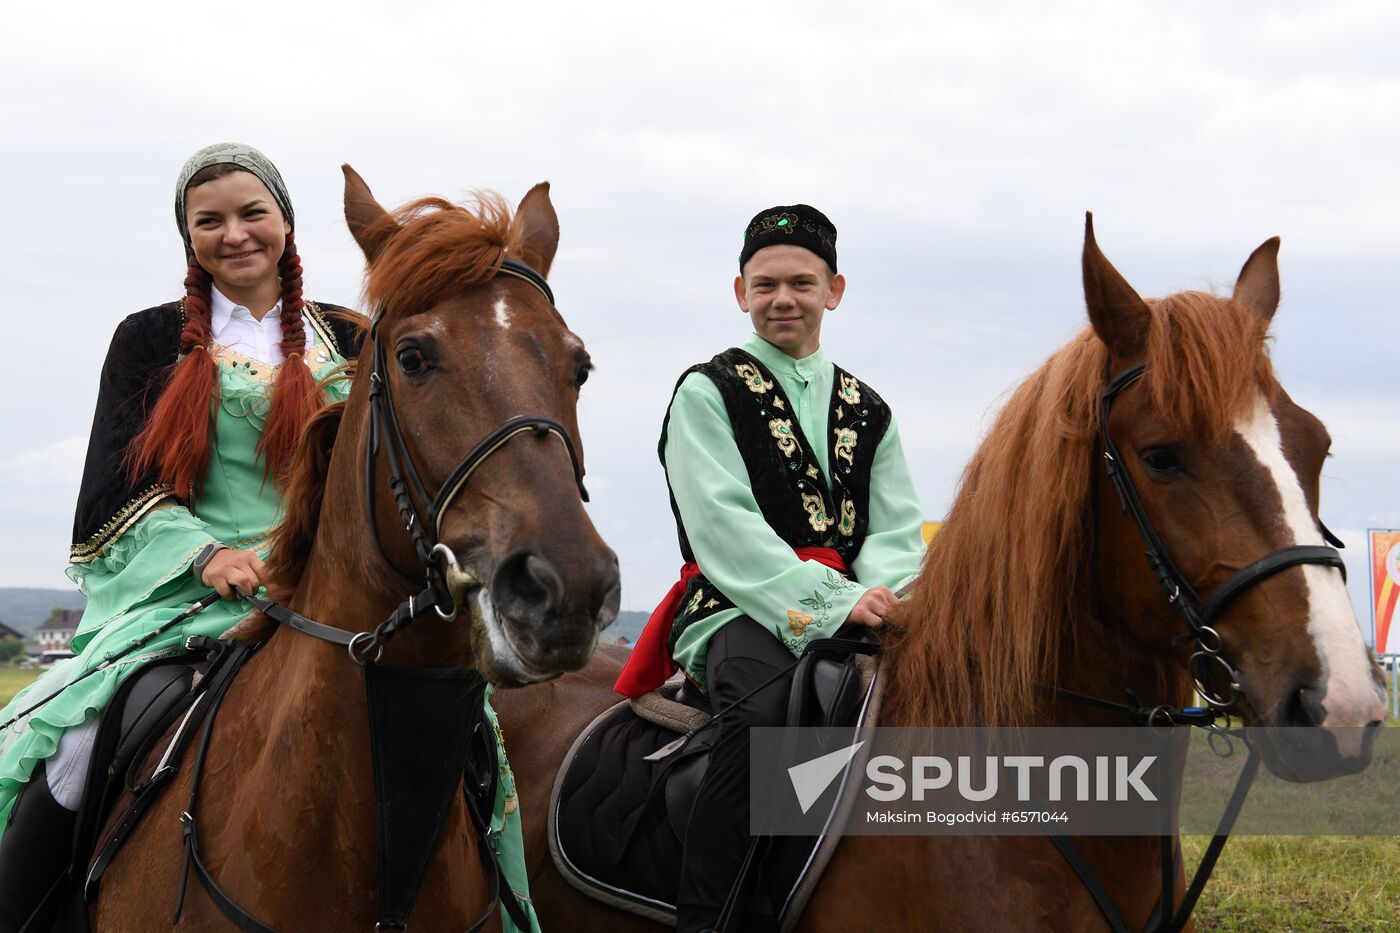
[549,672,876,928]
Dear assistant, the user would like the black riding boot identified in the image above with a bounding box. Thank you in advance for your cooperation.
[0,762,76,933]
[676,618,796,933]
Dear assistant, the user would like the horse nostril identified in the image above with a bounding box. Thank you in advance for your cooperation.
[492,551,563,624]
[1285,683,1328,727]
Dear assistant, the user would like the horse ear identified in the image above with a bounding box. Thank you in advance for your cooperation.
[512,182,560,278]
[1082,213,1151,361]
[342,164,397,264]
[1233,237,1281,323]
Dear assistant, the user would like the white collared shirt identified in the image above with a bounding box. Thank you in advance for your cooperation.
[209,287,317,365]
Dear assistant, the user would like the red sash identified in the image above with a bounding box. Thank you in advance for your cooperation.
[613,547,848,698]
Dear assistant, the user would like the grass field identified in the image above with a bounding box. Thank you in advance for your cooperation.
[1183,681,1400,931]
[0,667,1396,928]
[0,667,37,707]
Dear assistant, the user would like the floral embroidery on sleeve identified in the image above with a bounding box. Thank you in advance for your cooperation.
[783,570,861,650]
[787,610,814,636]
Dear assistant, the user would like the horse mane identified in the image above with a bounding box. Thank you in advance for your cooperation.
[264,193,519,597]
[364,193,520,318]
[884,290,1274,726]
[264,396,347,601]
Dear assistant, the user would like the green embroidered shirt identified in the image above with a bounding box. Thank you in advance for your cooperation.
[664,333,926,690]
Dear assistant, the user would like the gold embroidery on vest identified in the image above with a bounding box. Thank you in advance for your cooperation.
[834,426,858,465]
[839,373,862,406]
[838,499,856,536]
[802,492,834,532]
[769,418,798,457]
[736,363,773,394]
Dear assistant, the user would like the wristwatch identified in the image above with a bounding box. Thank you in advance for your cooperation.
[192,542,229,585]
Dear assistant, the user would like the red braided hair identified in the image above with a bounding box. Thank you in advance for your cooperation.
[128,199,323,493]
[127,262,219,494]
[257,233,320,480]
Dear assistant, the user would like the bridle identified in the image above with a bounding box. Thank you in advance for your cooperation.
[363,256,588,629]
[1040,361,1349,933]
[1098,361,1346,711]
[166,257,586,933]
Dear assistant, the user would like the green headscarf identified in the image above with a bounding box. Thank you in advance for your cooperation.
[174,142,295,253]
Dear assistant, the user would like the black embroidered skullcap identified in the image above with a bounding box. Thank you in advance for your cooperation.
[739,204,838,274]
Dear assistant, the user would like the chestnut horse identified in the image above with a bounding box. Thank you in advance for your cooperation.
[91,167,621,930]
[493,218,1386,930]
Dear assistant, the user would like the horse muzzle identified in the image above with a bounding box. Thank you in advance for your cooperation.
[468,547,620,687]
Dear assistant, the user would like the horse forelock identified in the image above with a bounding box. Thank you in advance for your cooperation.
[364,193,522,319]
[885,289,1274,727]
[1141,290,1275,440]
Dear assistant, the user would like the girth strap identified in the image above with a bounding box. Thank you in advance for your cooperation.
[1046,834,1132,933]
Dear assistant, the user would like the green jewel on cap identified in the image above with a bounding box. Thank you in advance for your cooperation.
[776,218,789,227]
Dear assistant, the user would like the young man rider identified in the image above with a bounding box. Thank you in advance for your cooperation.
[615,205,926,932]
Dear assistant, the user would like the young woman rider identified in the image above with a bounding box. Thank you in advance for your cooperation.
[0,142,360,930]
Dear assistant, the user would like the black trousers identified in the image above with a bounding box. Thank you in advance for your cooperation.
[0,762,76,933]
[675,617,797,933]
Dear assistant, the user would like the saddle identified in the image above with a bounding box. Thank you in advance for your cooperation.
[549,636,882,931]
[38,635,512,933]
[25,636,238,933]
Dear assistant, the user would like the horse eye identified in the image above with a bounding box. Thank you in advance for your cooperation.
[397,347,429,375]
[1141,447,1182,476]
[574,362,591,389]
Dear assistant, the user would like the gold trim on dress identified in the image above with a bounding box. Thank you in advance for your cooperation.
[69,484,176,563]
[304,300,344,359]
[210,331,335,383]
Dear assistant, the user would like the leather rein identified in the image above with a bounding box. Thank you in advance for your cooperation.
[1041,361,1348,933]
[173,257,582,933]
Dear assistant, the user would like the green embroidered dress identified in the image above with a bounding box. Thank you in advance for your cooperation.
[0,333,347,818]
[0,312,538,932]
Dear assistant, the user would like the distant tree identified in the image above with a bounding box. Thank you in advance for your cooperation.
[0,637,24,665]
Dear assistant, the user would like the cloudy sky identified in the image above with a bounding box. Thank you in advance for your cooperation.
[2,2,1396,644]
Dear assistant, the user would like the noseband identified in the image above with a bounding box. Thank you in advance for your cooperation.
[364,257,589,620]
[1099,362,1347,709]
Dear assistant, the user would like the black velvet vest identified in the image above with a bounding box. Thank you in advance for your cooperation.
[69,299,363,563]
[659,347,891,650]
